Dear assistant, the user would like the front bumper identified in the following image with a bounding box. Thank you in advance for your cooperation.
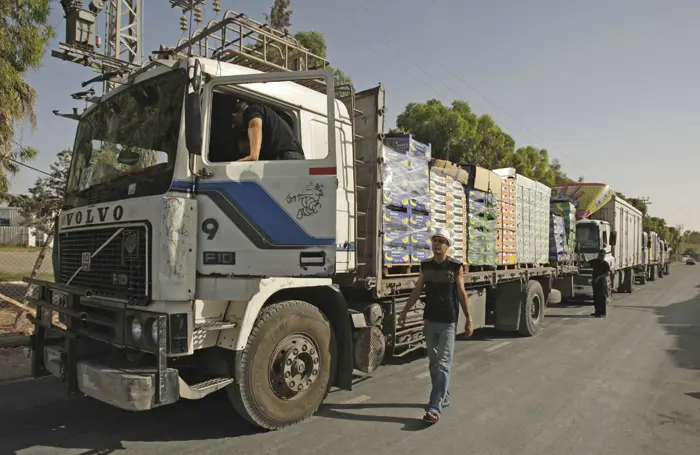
[27,279,180,411]
[573,274,593,297]
[41,345,179,411]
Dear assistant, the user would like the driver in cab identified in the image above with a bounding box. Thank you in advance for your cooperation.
[231,100,304,161]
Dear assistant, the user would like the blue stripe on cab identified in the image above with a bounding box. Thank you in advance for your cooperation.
[171,180,334,246]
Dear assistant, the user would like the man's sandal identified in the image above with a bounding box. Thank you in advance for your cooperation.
[422,411,439,424]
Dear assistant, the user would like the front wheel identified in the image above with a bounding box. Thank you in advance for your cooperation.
[227,300,336,430]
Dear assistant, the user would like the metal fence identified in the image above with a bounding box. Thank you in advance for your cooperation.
[0,245,54,337]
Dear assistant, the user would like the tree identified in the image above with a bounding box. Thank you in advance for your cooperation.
[262,1,353,96]
[10,149,70,234]
[264,0,292,34]
[0,0,54,196]
[8,147,69,330]
[392,98,575,185]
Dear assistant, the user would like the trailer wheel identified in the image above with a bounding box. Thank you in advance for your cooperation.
[665,264,670,275]
[649,265,656,282]
[658,265,664,279]
[639,269,647,285]
[518,280,545,337]
[227,300,336,430]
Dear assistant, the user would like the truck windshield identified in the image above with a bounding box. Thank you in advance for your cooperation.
[65,69,187,206]
[576,224,600,253]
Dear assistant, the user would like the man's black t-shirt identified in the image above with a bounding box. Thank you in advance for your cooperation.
[590,258,611,279]
[421,257,463,323]
[243,104,304,160]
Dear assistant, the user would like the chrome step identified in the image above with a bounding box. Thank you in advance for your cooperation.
[194,321,237,331]
[179,377,234,400]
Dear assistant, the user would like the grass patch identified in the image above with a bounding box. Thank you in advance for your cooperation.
[0,271,54,283]
[0,246,46,253]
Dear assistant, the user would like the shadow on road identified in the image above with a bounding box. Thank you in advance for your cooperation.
[655,292,700,372]
[317,402,431,431]
[0,388,261,454]
[616,291,700,372]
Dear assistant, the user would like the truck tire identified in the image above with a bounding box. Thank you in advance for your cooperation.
[227,300,336,430]
[625,269,635,293]
[658,265,664,279]
[649,265,656,282]
[639,270,647,285]
[518,280,545,337]
[665,264,670,275]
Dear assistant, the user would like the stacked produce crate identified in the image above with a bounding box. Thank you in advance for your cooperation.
[429,160,468,264]
[497,174,517,265]
[492,168,551,266]
[550,200,576,262]
[549,214,566,262]
[381,135,432,269]
[467,189,498,267]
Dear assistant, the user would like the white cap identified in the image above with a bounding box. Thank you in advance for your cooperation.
[430,227,452,246]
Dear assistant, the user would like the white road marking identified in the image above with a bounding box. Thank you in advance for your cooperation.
[561,317,571,321]
[483,341,512,353]
[415,371,431,379]
[340,394,371,405]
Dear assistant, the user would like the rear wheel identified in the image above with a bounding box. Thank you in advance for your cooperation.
[639,269,647,285]
[649,265,656,282]
[625,269,635,293]
[518,280,545,337]
[227,300,336,430]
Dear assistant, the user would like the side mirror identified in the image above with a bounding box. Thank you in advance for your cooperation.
[117,149,140,165]
[609,231,617,246]
[185,92,202,156]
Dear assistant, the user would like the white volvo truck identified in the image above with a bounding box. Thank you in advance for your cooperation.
[564,192,643,296]
[28,15,578,431]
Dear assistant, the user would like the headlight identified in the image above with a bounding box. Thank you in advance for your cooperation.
[150,318,159,344]
[130,318,143,341]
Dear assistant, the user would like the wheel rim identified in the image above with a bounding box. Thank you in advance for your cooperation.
[531,295,541,320]
[268,333,321,400]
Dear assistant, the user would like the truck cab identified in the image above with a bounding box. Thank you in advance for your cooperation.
[573,219,615,296]
[30,54,368,430]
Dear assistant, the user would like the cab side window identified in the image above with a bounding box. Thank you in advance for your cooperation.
[207,88,304,163]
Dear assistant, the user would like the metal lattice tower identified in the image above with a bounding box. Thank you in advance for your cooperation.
[105,0,143,67]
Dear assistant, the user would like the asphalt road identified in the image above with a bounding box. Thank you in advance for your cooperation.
[1,266,699,455]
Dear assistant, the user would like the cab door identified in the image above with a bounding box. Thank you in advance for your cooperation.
[186,70,338,278]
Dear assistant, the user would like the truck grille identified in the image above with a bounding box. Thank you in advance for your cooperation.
[58,226,149,301]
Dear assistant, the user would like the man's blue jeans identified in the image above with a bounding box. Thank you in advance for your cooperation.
[423,320,456,414]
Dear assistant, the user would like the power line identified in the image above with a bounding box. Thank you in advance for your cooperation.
[322,1,594,177]
[0,154,54,178]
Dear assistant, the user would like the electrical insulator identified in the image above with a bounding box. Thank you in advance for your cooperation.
[194,6,203,25]
[179,14,188,32]
[213,0,221,15]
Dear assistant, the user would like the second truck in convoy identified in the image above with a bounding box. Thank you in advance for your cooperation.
[552,184,644,297]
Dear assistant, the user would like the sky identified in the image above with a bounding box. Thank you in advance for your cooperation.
[10,0,700,230]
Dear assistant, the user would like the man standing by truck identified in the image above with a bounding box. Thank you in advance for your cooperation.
[398,228,473,424]
[590,249,611,318]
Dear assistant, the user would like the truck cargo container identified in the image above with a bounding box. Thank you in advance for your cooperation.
[26,11,579,431]
[646,231,661,281]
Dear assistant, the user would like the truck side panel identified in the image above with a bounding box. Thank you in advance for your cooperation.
[591,196,643,270]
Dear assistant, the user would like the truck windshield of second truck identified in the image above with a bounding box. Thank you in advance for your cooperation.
[577,224,600,253]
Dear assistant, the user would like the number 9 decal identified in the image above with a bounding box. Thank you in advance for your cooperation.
[202,218,219,240]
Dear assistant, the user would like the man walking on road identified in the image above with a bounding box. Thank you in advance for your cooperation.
[589,249,611,318]
[398,228,473,424]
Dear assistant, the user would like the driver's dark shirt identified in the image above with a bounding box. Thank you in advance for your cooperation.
[243,104,303,160]
[590,258,611,279]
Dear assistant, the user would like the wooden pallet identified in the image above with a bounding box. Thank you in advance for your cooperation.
[383,264,421,277]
